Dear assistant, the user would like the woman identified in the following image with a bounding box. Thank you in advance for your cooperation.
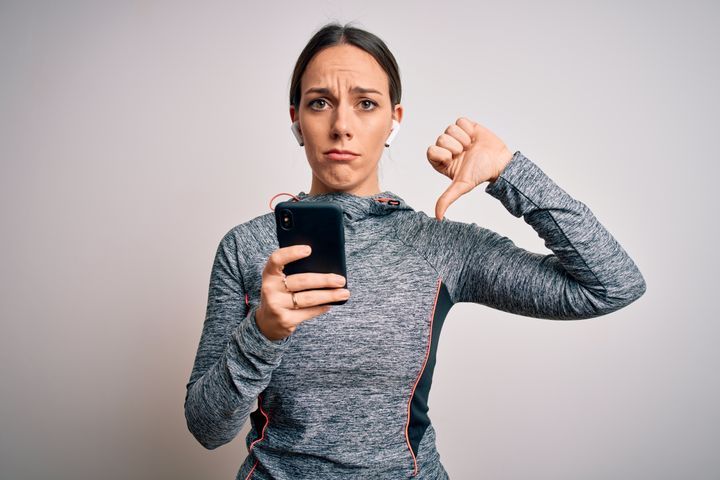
[184,22,646,480]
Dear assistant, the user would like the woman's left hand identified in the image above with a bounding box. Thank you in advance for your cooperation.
[427,117,514,221]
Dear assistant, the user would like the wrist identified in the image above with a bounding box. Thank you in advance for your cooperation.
[491,148,513,183]
[254,306,271,340]
[254,305,286,342]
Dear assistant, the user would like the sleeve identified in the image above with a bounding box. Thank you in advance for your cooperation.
[184,229,291,449]
[451,150,647,319]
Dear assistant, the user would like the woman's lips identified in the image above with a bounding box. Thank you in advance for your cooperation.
[324,152,359,161]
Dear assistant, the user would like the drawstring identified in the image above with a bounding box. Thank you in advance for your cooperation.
[269,192,300,212]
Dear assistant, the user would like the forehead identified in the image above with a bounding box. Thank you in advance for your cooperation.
[302,44,388,93]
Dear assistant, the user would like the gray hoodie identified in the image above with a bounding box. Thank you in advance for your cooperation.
[184,151,647,479]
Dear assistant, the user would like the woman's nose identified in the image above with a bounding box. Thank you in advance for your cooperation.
[330,108,353,140]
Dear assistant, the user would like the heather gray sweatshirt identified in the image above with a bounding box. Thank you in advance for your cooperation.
[184,151,646,480]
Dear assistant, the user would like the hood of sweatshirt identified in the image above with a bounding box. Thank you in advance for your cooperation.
[294,190,414,224]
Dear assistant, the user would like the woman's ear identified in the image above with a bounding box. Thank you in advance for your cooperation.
[393,103,403,124]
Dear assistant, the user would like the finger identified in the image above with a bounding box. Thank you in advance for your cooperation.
[435,180,474,221]
[284,272,346,292]
[436,133,464,156]
[427,145,452,168]
[288,287,350,310]
[265,244,311,276]
[445,124,472,148]
[455,117,479,140]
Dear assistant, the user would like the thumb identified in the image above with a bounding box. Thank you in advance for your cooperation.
[435,180,473,221]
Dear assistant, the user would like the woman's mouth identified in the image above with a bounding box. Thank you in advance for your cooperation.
[324,149,360,161]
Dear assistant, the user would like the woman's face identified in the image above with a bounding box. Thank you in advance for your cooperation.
[289,44,403,196]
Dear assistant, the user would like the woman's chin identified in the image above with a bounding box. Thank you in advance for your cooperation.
[315,175,361,192]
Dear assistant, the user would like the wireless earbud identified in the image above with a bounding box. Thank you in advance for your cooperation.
[385,119,400,147]
[291,120,304,146]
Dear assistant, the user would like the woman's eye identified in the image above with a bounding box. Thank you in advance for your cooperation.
[308,99,377,111]
[309,99,327,110]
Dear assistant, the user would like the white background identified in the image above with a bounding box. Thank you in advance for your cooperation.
[1,1,717,478]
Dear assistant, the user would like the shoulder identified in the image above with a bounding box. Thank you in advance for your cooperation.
[392,209,481,244]
[392,209,511,264]
[215,211,277,261]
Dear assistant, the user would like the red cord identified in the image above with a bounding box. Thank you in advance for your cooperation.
[269,192,300,211]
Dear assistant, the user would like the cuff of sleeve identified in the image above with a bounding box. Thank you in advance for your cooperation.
[484,150,561,218]
[234,305,291,362]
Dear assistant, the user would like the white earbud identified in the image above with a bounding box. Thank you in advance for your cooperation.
[385,119,400,147]
[291,120,304,146]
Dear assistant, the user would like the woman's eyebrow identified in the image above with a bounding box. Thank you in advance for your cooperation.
[304,86,383,95]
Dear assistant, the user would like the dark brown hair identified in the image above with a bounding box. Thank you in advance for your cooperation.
[289,22,402,110]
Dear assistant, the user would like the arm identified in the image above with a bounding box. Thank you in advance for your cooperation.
[453,151,646,319]
[184,229,290,449]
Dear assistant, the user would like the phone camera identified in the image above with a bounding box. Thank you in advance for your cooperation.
[279,209,294,230]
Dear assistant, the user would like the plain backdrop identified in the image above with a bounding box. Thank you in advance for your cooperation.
[1,1,718,479]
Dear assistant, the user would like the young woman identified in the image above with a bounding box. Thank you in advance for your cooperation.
[185,22,646,480]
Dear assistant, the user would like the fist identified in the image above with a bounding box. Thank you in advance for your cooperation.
[427,117,513,220]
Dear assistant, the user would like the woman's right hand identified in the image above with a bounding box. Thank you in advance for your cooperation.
[255,244,350,341]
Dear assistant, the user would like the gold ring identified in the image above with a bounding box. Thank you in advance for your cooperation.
[282,275,289,292]
[291,292,299,309]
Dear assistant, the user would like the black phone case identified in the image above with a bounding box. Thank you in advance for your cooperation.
[274,201,348,305]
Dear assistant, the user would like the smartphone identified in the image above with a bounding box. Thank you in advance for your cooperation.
[274,201,348,305]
